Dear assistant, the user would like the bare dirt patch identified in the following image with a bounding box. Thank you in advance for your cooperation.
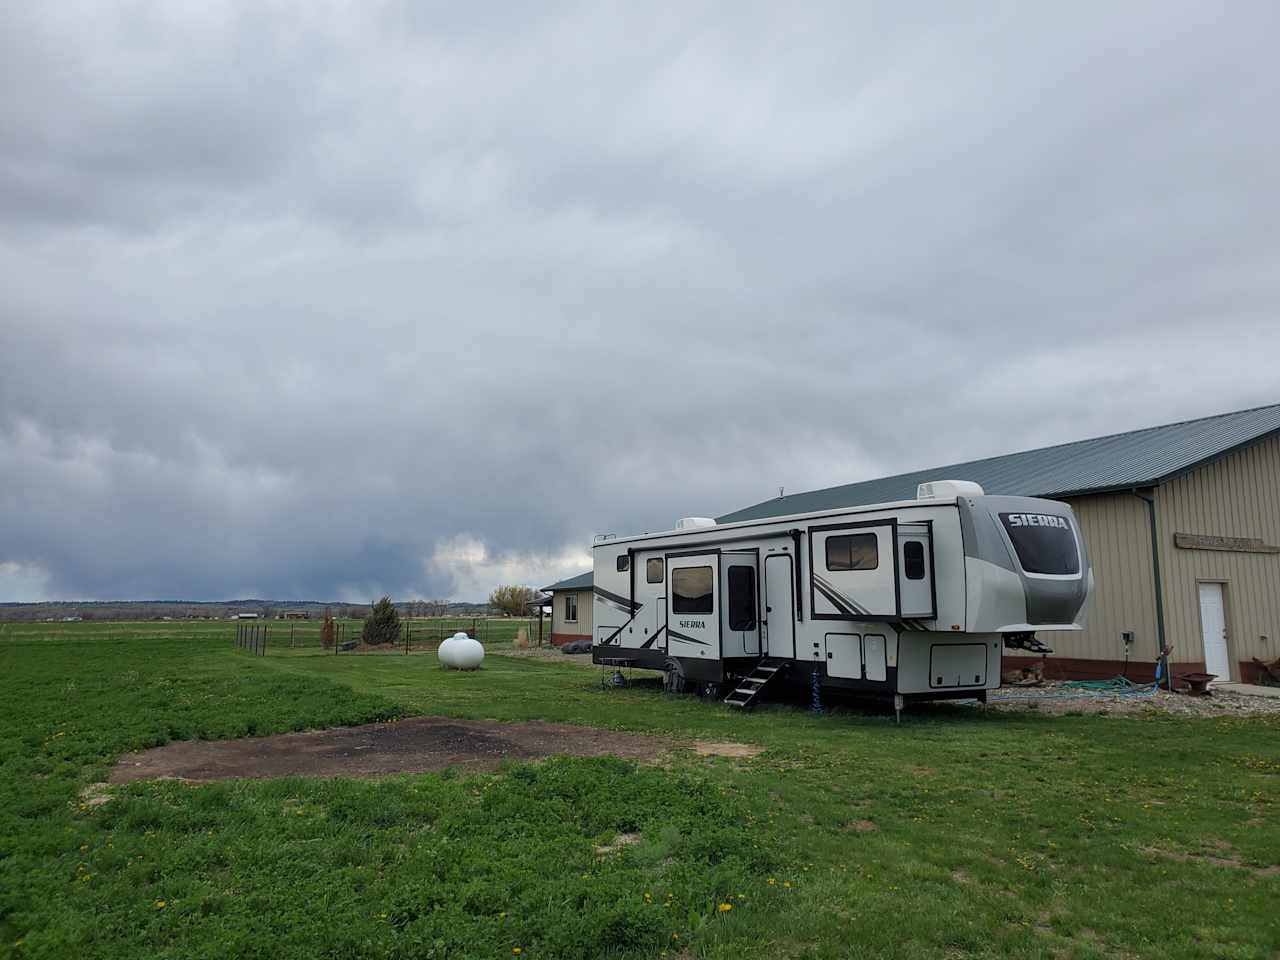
[79,782,113,808]
[111,717,675,783]
[1140,844,1280,878]
[693,741,764,759]
[594,832,641,855]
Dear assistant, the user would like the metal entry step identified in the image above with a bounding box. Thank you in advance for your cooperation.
[724,658,789,710]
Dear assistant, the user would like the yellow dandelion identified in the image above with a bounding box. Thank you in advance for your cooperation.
[783,881,792,889]
[155,900,166,909]
[767,877,776,885]
[512,948,522,956]
[718,902,733,913]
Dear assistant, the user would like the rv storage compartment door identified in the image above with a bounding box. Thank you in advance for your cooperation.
[810,522,898,619]
[824,633,862,679]
[929,643,987,688]
[666,554,719,658]
[897,523,935,619]
[863,634,888,682]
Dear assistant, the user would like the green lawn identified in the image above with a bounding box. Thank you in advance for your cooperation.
[0,624,1276,959]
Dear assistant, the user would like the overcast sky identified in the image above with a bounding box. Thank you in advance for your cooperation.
[3,2,1279,602]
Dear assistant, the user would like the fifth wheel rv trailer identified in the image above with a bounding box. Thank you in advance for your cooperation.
[591,480,1092,717]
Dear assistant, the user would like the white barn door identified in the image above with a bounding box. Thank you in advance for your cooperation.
[1198,582,1230,681]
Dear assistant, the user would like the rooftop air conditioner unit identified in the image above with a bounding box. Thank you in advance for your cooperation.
[675,517,716,530]
[917,480,985,500]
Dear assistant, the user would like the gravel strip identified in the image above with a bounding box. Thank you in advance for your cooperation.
[987,681,1280,716]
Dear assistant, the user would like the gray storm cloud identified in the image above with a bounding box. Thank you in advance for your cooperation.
[2,1,1279,601]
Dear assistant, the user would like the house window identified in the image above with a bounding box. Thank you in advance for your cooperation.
[903,541,926,580]
[672,566,713,614]
[646,558,664,583]
[564,594,578,623]
[826,533,878,571]
[617,555,630,572]
[727,566,757,630]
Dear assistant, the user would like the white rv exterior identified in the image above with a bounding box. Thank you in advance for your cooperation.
[591,482,1093,706]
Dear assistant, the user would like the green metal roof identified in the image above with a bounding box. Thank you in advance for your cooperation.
[542,571,592,592]
[718,402,1280,524]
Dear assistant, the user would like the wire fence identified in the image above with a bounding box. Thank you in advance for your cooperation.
[234,621,267,656]
[231,616,550,658]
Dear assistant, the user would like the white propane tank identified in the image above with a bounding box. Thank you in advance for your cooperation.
[438,631,484,670]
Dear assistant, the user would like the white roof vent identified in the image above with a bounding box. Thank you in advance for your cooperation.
[675,517,717,530]
[917,479,985,500]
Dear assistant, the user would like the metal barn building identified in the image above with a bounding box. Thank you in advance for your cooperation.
[718,404,1280,684]
[541,571,594,647]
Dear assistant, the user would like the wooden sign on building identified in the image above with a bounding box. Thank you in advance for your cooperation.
[1173,532,1280,554]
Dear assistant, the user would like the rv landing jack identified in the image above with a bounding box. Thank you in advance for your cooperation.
[894,694,903,724]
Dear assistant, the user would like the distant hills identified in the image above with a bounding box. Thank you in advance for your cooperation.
[0,599,494,622]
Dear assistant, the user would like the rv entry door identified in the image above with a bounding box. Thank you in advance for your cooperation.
[720,551,760,658]
[666,554,719,659]
[764,554,795,660]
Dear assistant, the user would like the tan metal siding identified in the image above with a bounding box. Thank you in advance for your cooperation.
[550,589,593,636]
[1156,432,1280,676]
[1040,492,1158,663]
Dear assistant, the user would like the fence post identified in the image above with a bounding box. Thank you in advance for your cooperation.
[262,625,267,657]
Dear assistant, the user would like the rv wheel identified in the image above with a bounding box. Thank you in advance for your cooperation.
[662,658,690,695]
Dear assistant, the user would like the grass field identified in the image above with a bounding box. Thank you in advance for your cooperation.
[1,623,1277,959]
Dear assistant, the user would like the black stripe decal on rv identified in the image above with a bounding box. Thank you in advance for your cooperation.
[812,575,870,617]
[600,616,637,646]
[639,625,667,649]
[593,586,641,613]
[666,629,709,646]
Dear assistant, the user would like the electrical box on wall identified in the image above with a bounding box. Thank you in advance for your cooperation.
[1121,630,1135,650]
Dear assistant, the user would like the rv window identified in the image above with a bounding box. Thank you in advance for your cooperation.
[727,566,757,630]
[672,566,713,614]
[999,512,1080,575]
[616,555,630,572]
[903,541,926,580]
[826,534,878,571]
[646,558,664,583]
[564,594,578,622]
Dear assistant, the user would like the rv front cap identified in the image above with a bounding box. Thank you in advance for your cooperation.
[1005,513,1070,529]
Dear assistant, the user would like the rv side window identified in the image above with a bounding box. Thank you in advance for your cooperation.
[727,566,757,630]
[646,558,664,583]
[826,534,878,571]
[672,566,713,614]
[564,594,578,622]
[616,555,629,572]
[999,512,1080,575]
[903,541,925,580]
